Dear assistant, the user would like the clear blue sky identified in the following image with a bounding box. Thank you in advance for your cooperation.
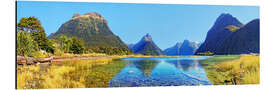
[17,1,259,50]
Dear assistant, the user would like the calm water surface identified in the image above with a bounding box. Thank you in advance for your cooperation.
[109,56,212,87]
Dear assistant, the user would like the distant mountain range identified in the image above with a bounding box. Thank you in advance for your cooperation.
[129,33,164,55]
[163,42,182,55]
[48,12,129,49]
[163,40,200,56]
[179,40,200,55]
[195,13,259,55]
[47,12,259,55]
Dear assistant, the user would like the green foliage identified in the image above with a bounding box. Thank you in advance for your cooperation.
[197,51,214,55]
[17,16,54,54]
[54,35,86,54]
[89,46,133,55]
[69,37,85,54]
[17,31,39,57]
[50,39,64,56]
[57,34,73,53]
[145,50,151,55]
[17,17,44,32]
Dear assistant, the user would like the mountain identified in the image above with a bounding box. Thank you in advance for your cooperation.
[49,12,129,49]
[179,40,200,55]
[195,13,243,54]
[47,32,55,39]
[215,19,260,54]
[163,40,200,56]
[127,43,135,49]
[130,33,164,55]
[163,42,182,56]
[194,41,202,47]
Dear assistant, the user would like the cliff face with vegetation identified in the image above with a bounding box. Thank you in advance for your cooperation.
[195,13,243,55]
[196,13,259,55]
[216,19,260,54]
[51,12,129,49]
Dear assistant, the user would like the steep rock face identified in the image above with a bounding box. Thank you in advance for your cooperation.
[163,42,182,56]
[179,40,199,55]
[50,12,128,49]
[195,13,243,54]
[130,33,164,55]
[216,19,260,54]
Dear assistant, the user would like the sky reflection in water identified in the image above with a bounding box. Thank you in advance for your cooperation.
[109,56,212,87]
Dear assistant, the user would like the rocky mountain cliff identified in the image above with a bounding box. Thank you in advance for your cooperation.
[216,19,260,54]
[49,12,129,49]
[130,33,164,55]
[195,13,243,54]
[196,13,259,55]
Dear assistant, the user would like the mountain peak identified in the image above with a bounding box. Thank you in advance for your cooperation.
[219,13,233,18]
[176,42,182,47]
[72,12,104,19]
[183,39,190,43]
[216,13,235,21]
[215,13,242,26]
[143,33,152,42]
[84,12,103,18]
[208,13,243,33]
[130,33,163,55]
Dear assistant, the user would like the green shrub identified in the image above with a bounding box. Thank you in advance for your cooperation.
[17,31,39,57]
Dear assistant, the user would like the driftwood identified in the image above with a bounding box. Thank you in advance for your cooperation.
[17,56,53,65]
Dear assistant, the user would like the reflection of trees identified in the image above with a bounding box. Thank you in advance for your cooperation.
[129,60,159,77]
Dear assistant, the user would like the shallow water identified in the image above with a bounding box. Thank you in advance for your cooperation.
[109,56,212,87]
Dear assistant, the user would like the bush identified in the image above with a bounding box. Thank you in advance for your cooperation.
[17,31,39,57]
[69,37,85,54]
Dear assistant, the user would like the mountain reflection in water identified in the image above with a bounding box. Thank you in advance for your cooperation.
[109,56,212,87]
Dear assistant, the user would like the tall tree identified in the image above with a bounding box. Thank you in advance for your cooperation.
[17,16,54,53]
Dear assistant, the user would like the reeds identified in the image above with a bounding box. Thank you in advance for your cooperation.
[202,55,260,85]
[17,59,127,89]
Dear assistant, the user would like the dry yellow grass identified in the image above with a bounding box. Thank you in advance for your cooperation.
[17,65,40,89]
[207,55,260,85]
[17,58,126,89]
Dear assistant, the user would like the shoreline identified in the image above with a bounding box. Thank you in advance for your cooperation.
[17,54,258,65]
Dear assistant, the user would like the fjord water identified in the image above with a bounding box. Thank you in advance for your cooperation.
[109,56,212,87]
